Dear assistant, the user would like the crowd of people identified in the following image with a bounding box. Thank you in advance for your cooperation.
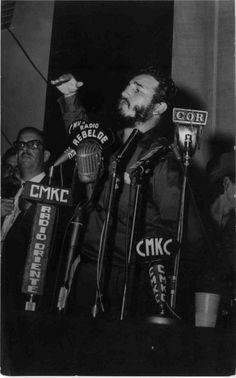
[1,67,235,328]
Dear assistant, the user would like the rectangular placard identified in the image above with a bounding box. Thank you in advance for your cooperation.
[173,108,208,126]
[22,203,57,296]
[22,182,72,206]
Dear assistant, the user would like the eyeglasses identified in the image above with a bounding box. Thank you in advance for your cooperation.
[14,140,43,150]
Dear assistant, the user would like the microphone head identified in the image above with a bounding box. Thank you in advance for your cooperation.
[76,141,102,183]
[67,120,114,183]
[172,108,208,155]
[53,147,76,167]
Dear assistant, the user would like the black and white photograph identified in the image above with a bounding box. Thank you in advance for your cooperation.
[1,0,235,375]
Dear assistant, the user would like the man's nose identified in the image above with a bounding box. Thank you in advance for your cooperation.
[121,89,128,98]
[122,84,133,98]
[21,143,29,152]
[6,167,14,177]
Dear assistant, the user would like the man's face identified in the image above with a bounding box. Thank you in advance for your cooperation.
[118,74,159,126]
[2,154,19,181]
[17,131,45,175]
[225,178,236,210]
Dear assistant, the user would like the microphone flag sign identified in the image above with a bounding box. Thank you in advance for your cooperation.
[22,181,73,206]
[21,182,72,311]
[67,119,114,150]
[21,204,57,299]
[136,236,179,321]
[172,108,208,126]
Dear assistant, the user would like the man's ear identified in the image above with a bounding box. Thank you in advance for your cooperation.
[223,176,231,191]
[43,150,51,163]
[153,102,167,115]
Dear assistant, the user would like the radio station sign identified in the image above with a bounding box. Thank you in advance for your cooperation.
[173,108,208,126]
[68,120,113,150]
[22,204,56,296]
[22,182,72,206]
[149,263,167,304]
[136,236,179,261]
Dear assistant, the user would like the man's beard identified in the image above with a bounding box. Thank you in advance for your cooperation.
[117,99,155,128]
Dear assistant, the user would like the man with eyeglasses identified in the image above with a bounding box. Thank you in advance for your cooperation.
[1,127,51,313]
[1,127,51,243]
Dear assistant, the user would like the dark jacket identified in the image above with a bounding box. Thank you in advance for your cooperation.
[59,95,208,286]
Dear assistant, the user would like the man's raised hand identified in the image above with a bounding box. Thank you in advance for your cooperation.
[51,73,84,97]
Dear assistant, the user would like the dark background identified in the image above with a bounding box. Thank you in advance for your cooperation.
[44,1,174,165]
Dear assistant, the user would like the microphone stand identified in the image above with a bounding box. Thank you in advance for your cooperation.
[57,204,85,312]
[92,129,141,318]
[92,159,120,317]
[57,162,103,312]
[120,150,174,323]
[170,136,192,310]
[120,165,145,320]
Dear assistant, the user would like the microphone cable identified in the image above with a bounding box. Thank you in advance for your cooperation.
[2,27,56,148]
[7,27,49,84]
[1,128,13,147]
[165,301,182,320]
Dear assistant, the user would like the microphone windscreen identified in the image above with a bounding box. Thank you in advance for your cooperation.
[76,141,102,183]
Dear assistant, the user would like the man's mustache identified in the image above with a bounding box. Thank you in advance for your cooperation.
[20,152,33,158]
[119,97,130,107]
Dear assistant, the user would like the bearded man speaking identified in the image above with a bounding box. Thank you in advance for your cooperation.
[52,67,207,322]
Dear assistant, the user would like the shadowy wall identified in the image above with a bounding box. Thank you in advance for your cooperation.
[172,0,235,168]
[1,1,54,154]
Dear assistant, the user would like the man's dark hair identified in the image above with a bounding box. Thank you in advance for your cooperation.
[16,127,44,143]
[207,150,235,203]
[208,174,235,205]
[138,66,177,108]
[2,146,17,164]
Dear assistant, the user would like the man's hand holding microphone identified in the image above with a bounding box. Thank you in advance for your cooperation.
[51,73,84,97]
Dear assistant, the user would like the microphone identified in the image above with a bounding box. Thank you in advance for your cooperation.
[172,108,208,156]
[67,120,113,188]
[48,147,76,185]
[129,138,169,174]
[53,147,76,167]
[50,119,113,184]
[170,143,182,162]
[56,141,103,312]
[76,141,102,184]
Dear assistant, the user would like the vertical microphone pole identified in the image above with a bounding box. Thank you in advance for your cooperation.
[92,129,141,318]
[48,166,54,186]
[120,166,144,320]
[170,135,191,309]
[57,205,84,311]
[119,140,170,320]
[170,108,208,310]
[57,160,103,312]
[92,160,119,317]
